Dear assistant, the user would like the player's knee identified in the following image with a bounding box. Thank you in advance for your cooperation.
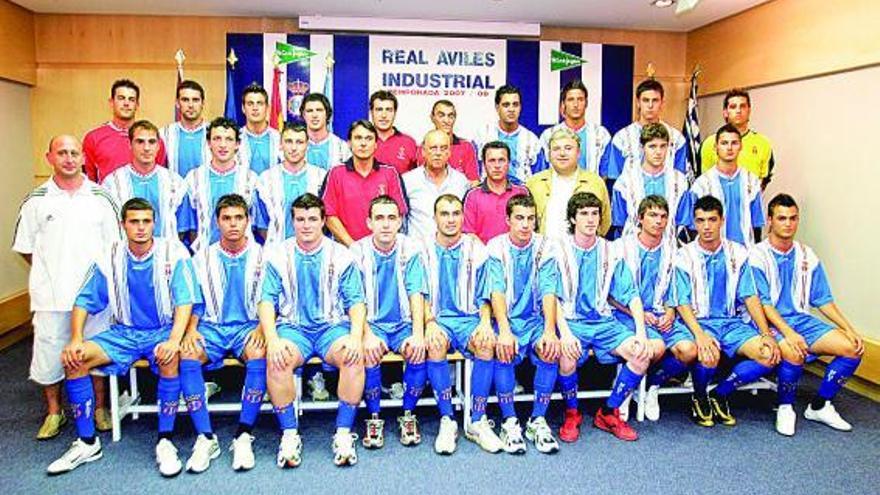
[780,345,804,366]
[534,348,556,364]
[244,345,266,361]
[64,364,90,379]
[266,364,293,383]
[179,347,202,361]
[699,354,719,369]
[673,341,698,364]
[158,358,179,378]
[651,341,667,363]
[471,340,494,360]
[629,355,650,374]
[754,355,776,369]
[839,342,861,359]
[427,343,448,361]
[558,356,577,375]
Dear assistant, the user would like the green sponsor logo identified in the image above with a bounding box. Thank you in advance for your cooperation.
[276,42,317,65]
[551,49,587,72]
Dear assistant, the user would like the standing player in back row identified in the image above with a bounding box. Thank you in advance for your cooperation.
[474,85,542,184]
[160,80,211,178]
[301,92,352,170]
[238,83,281,175]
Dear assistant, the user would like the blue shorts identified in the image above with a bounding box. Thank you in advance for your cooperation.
[370,322,413,354]
[698,318,760,358]
[199,321,257,370]
[567,318,633,365]
[277,322,350,363]
[614,310,693,349]
[501,317,545,364]
[89,324,171,375]
[771,313,835,363]
[437,315,479,358]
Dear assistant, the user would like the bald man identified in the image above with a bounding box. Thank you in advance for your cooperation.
[13,135,122,439]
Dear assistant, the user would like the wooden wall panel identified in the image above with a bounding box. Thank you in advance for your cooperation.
[0,0,36,85]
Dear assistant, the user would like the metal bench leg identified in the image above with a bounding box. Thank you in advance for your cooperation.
[636,376,646,422]
[109,374,121,442]
[463,359,472,430]
[129,367,140,420]
[454,360,463,411]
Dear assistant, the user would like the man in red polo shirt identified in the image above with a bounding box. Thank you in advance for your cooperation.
[82,79,167,183]
[463,141,529,243]
[370,90,419,176]
[321,120,408,246]
[417,100,480,183]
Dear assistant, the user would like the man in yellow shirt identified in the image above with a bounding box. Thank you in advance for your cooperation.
[700,89,775,189]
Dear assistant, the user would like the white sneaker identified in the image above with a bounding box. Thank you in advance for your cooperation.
[156,438,183,477]
[362,416,385,449]
[186,434,220,473]
[805,401,853,431]
[525,416,559,454]
[619,393,632,422]
[398,411,422,446]
[276,429,303,468]
[47,438,103,475]
[499,417,526,455]
[308,372,330,401]
[434,416,458,455]
[464,417,503,453]
[644,385,661,422]
[231,433,255,471]
[776,404,797,436]
[332,431,359,466]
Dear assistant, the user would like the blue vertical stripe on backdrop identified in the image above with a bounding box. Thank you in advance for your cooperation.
[601,44,634,135]
[506,40,541,134]
[227,33,265,128]
[332,35,370,138]
[558,42,583,96]
[285,34,312,124]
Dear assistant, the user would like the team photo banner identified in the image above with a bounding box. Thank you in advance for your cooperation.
[227,33,634,141]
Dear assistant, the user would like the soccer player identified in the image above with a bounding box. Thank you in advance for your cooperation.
[554,192,650,442]
[701,88,776,189]
[177,194,268,472]
[83,79,167,183]
[238,83,280,175]
[422,194,502,453]
[370,90,419,175]
[47,198,199,476]
[750,194,864,436]
[183,117,259,251]
[689,124,764,247]
[255,122,327,243]
[403,129,469,240]
[351,196,442,451]
[486,193,562,454]
[611,123,690,239]
[607,79,687,180]
[103,120,191,240]
[160,80,211,178]
[321,120,408,246]
[418,100,480,182]
[462,141,530,244]
[300,92,352,170]
[13,135,121,440]
[527,128,610,238]
[674,195,781,427]
[536,80,610,176]
[258,193,367,467]
[474,85,542,183]
[615,195,696,422]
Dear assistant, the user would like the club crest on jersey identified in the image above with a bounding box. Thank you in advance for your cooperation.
[377,184,387,196]
[396,147,407,161]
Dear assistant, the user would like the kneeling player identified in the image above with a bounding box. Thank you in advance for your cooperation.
[614,195,696,421]
[554,192,651,442]
[751,194,864,435]
[486,194,562,454]
[674,195,781,427]
[178,194,267,472]
[48,199,199,476]
[259,193,366,467]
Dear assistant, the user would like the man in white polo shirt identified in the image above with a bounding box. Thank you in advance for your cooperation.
[13,135,121,439]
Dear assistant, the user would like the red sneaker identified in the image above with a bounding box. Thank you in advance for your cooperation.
[559,408,583,443]
[594,408,638,441]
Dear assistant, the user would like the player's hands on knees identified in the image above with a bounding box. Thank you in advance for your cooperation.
[154,340,180,366]
[847,331,865,356]
[181,330,206,357]
[759,335,781,366]
[61,340,87,370]
[474,322,495,350]
[657,310,675,333]
[695,332,720,365]
[495,331,518,364]
[536,331,560,362]
[630,334,651,362]
[362,332,386,367]
[559,333,583,362]
[783,333,809,361]
[246,329,266,351]
[402,334,426,364]
[267,337,295,370]
[425,321,446,352]
[340,334,363,367]
[644,313,659,328]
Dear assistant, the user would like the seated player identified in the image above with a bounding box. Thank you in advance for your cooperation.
[177,194,267,472]
[352,196,445,451]
[422,194,502,454]
[486,194,562,454]
[614,196,695,421]
[750,194,864,436]
[554,192,651,442]
[674,195,781,427]
[48,198,199,476]
[258,193,367,467]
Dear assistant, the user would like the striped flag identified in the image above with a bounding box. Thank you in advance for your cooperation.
[269,63,283,130]
[683,68,702,184]
[173,49,185,122]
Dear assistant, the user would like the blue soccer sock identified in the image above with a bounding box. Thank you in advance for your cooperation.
[179,359,212,436]
[606,364,643,410]
[402,361,428,413]
[336,400,359,430]
[558,371,579,410]
[66,375,96,441]
[649,354,689,388]
[273,401,298,431]
[692,363,717,398]
[470,358,494,421]
[363,365,382,416]
[425,360,453,417]
[777,360,803,406]
[818,356,862,401]
[493,361,517,419]
[239,358,267,429]
[531,359,558,419]
[157,376,181,437]
[714,360,773,397]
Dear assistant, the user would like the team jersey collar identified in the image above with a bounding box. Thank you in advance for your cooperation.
[495,123,521,138]
[370,235,399,257]
[128,163,159,179]
[127,241,156,262]
[344,158,380,172]
[241,125,271,139]
[294,236,327,256]
[479,178,513,193]
[696,240,723,256]
[219,239,250,258]
[209,161,240,176]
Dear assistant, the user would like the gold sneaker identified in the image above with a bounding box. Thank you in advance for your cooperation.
[36,413,67,440]
[690,397,714,427]
[94,407,112,432]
